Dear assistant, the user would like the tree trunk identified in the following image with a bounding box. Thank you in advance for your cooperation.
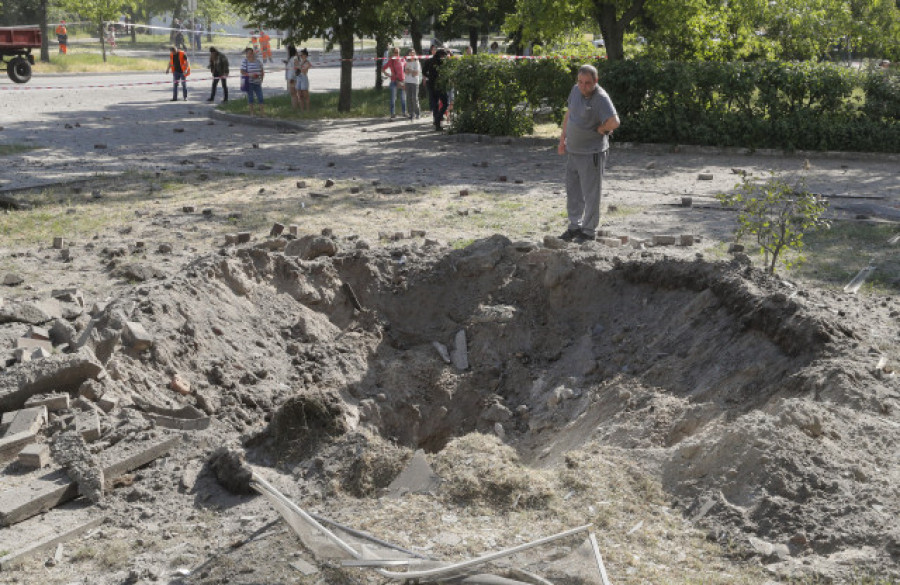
[338,30,354,112]
[468,28,478,54]
[39,0,49,62]
[594,0,645,60]
[128,8,136,43]
[100,19,107,62]
[207,18,213,42]
[409,13,423,56]
[375,34,388,91]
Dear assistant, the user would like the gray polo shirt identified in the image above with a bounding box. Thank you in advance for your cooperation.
[564,84,617,154]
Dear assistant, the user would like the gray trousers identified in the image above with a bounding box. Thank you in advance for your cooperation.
[565,150,608,236]
[405,83,420,118]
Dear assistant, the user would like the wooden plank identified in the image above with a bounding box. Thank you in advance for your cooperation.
[0,515,104,570]
[0,435,179,527]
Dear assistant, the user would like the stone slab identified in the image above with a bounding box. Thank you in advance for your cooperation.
[5,406,47,436]
[0,435,180,527]
[0,348,104,412]
[24,393,70,412]
[0,514,104,570]
[0,432,37,463]
[17,443,50,469]
[123,321,153,351]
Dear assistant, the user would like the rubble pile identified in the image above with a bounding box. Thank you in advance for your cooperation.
[0,232,896,582]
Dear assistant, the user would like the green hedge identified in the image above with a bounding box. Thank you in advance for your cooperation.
[442,57,900,152]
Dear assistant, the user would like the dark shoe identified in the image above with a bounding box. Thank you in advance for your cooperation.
[574,231,595,243]
[170,98,178,101]
[434,123,443,131]
[206,97,214,102]
[559,228,580,242]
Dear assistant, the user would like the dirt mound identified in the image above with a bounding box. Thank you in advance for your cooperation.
[1,232,896,582]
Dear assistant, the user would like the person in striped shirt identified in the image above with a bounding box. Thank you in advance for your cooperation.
[240,47,265,116]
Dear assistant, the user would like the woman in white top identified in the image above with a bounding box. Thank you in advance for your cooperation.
[285,45,299,109]
[295,48,312,112]
[403,48,422,121]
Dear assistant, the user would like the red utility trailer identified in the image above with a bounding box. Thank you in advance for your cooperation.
[0,26,41,83]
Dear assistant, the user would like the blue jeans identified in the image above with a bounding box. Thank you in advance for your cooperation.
[389,80,406,116]
[172,71,187,99]
[246,82,264,104]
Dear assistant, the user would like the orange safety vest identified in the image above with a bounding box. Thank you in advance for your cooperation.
[259,33,271,58]
[169,51,191,76]
[56,24,67,36]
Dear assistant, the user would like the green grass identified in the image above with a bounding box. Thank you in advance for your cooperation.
[790,222,900,292]
[33,53,160,73]
[219,87,390,120]
[0,144,39,156]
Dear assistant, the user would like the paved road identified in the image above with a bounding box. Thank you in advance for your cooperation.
[0,62,384,191]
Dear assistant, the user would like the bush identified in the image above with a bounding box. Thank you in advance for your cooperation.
[442,57,900,152]
[717,175,830,274]
[441,55,533,137]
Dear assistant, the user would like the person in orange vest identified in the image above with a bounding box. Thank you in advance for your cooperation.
[55,20,68,54]
[165,46,191,101]
[250,31,260,59]
[259,30,273,63]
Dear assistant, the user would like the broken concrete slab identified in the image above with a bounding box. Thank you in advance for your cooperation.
[75,409,101,442]
[123,321,153,351]
[4,406,47,436]
[17,443,50,469]
[432,341,451,364]
[24,393,70,412]
[385,450,442,498]
[0,299,61,326]
[14,338,53,353]
[0,348,104,411]
[0,513,104,571]
[0,432,37,463]
[450,330,469,371]
[0,434,180,527]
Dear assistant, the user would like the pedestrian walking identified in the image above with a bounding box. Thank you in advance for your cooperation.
[557,64,620,243]
[240,47,265,115]
[403,49,421,120]
[207,47,229,102]
[382,47,407,120]
[166,46,191,101]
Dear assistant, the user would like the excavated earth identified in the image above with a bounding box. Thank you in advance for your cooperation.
[0,230,897,584]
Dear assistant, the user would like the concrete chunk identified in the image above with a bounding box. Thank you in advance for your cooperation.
[450,330,469,371]
[15,338,53,353]
[24,393,70,412]
[652,234,678,246]
[0,432,37,463]
[123,321,153,351]
[4,406,47,436]
[0,348,104,411]
[17,443,50,469]
[0,435,180,527]
[75,410,101,442]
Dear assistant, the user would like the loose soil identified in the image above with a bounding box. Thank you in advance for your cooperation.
[0,111,898,585]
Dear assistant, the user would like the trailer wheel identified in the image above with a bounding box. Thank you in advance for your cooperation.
[7,57,32,84]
